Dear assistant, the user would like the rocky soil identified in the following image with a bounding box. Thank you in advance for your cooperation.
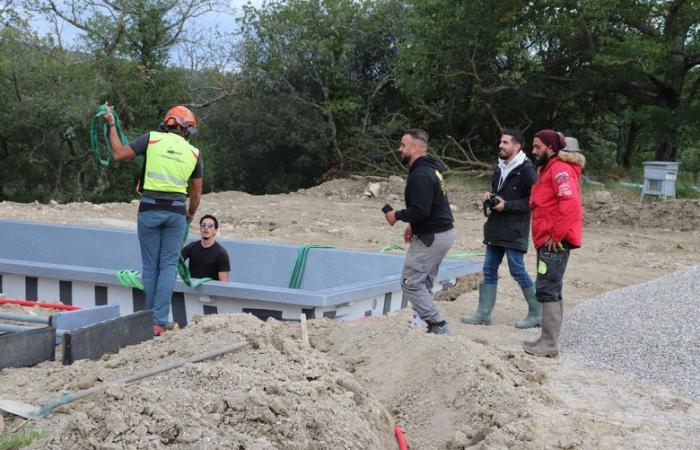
[1,176,699,449]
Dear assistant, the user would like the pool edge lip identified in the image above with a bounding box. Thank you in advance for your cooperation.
[0,257,482,309]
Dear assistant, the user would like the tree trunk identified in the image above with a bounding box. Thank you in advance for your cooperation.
[326,111,344,171]
[654,141,678,161]
[617,120,640,168]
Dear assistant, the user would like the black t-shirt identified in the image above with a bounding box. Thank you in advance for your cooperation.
[181,241,230,281]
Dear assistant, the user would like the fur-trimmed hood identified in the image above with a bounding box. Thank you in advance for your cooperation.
[558,150,586,169]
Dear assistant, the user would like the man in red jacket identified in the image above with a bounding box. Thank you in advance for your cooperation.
[524,130,585,357]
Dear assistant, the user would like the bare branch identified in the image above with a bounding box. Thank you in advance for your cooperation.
[620,17,658,37]
[444,135,491,170]
[361,72,394,135]
[437,154,492,170]
[186,91,230,108]
[46,0,87,31]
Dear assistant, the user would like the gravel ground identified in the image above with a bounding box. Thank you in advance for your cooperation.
[561,264,700,402]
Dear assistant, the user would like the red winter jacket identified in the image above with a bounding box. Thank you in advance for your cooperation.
[530,151,586,250]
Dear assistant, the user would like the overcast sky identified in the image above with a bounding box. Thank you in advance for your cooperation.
[28,0,262,46]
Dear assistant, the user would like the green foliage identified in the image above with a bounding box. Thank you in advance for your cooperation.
[226,0,410,189]
[2,0,700,201]
[0,429,40,450]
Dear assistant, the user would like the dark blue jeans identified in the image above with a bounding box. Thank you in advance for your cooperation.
[137,210,186,326]
[482,244,533,288]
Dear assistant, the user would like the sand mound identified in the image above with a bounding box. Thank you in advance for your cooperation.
[313,309,699,450]
[584,191,700,231]
[11,314,396,450]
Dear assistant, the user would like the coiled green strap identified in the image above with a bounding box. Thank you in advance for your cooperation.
[116,223,212,290]
[90,104,129,167]
[116,269,144,290]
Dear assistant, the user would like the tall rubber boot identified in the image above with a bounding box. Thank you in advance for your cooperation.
[523,301,562,357]
[514,285,542,329]
[461,282,496,325]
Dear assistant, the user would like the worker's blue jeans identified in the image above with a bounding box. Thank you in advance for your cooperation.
[482,245,533,288]
[137,210,186,326]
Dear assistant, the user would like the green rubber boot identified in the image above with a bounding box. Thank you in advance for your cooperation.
[461,282,496,325]
[524,301,562,357]
[514,285,542,329]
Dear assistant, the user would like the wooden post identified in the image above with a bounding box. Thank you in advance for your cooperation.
[300,313,310,348]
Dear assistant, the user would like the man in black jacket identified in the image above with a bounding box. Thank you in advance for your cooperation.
[384,129,455,334]
[461,129,540,328]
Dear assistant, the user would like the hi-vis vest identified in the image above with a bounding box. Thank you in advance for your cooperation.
[143,131,199,194]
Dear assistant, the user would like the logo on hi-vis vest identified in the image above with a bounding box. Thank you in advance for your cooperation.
[163,147,185,163]
[435,170,447,194]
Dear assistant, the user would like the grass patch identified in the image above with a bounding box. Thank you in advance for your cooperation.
[446,173,491,191]
[0,429,41,450]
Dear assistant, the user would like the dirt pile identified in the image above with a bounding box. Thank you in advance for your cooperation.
[584,190,700,231]
[313,310,699,450]
[300,177,700,232]
[2,314,397,450]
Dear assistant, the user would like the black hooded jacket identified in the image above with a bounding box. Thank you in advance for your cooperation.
[483,157,537,252]
[395,155,454,236]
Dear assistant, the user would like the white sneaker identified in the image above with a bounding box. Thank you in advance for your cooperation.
[410,312,428,329]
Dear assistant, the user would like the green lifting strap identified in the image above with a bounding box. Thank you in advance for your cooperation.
[445,251,486,258]
[116,269,144,290]
[90,104,129,167]
[288,245,333,289]
[177,221,213,288]
[115,222,212,290]
[379,245,484,258]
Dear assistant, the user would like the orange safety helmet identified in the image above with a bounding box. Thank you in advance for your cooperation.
[161,105,198,138]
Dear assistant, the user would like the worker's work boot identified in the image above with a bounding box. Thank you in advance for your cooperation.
[523,301,562,357]
[427,320,450,335]
[461,282,496,325]
[514,285,542,329]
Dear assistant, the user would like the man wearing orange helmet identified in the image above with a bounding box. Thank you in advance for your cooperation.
[103,102,203,336]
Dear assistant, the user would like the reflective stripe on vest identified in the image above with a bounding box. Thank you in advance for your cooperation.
[143,131,199,194]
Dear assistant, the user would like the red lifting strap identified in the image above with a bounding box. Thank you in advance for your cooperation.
[0,299,81,310]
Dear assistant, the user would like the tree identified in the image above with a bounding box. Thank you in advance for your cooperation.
[586,0,700,161]
[238,0,405,174]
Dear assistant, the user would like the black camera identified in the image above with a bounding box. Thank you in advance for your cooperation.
[484,194,499,208]
[483,194,500,217]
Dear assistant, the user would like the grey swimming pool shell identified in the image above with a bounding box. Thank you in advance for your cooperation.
[0,220,482,326]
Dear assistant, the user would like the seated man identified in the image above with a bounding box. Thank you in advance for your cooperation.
[181,215,231,281]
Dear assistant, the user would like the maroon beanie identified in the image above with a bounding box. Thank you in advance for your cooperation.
[535,129,567,153]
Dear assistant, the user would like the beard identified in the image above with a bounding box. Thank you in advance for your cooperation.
[400,154,410,166]
[534,153,549,168]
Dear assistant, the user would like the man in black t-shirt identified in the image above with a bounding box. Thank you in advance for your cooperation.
[181,215,230,281]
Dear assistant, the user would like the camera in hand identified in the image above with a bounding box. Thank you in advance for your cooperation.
[483,194,500,217]
[484,194,499,208]
[381,204,394,214]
